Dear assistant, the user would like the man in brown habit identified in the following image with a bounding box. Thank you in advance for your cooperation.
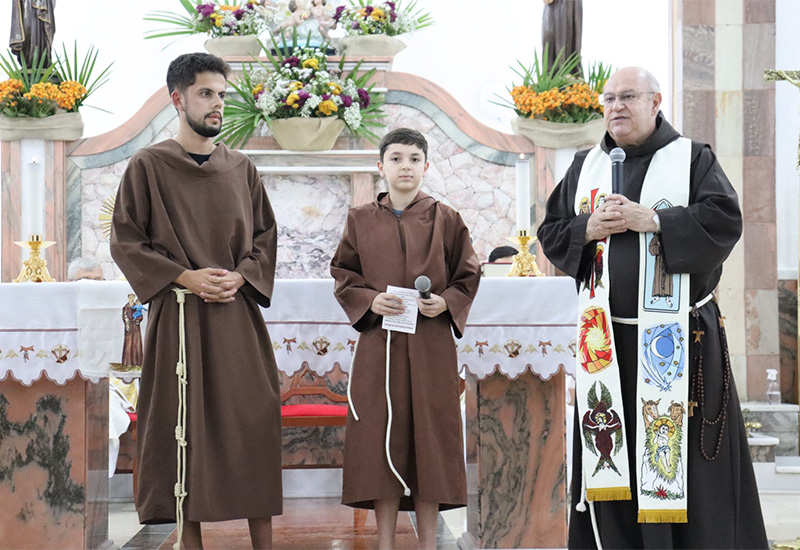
[111,53,281,549]
[538,67,767,550]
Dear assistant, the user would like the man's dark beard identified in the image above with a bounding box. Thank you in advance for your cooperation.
[187,112,222,138]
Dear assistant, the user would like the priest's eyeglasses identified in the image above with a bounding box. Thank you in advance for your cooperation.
[602,91,655,107]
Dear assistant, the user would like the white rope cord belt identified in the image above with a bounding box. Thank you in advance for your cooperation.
[610,293,714,325]
[172,288,191,550]
[347,330,411,497]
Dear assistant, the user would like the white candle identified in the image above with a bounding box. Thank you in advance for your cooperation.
[515,154,531,233]
[22,158,45,238]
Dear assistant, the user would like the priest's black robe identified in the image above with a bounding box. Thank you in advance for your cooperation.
[537,114,768,549]
[110,139,283,524]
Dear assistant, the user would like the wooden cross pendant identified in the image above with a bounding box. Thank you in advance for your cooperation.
[693,330,704,343]
[688,400,699,417]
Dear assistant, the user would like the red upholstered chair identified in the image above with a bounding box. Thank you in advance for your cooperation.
[280,385,348,428]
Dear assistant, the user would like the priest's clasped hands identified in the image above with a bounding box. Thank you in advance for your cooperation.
[583,194,660,244]
[371,292,448,318]
[175,268,245,303]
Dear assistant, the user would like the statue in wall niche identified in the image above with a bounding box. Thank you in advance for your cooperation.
[542,0,582,75]
[10,0,57,66]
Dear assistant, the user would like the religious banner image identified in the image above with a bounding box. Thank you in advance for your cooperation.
[640,322,686,392]
[643,199,680,313]
[579,306,613,374]
[640,404,685,501]
[582,381,624,477]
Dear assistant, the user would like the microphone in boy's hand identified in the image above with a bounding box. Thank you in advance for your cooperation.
[414,275,431,299]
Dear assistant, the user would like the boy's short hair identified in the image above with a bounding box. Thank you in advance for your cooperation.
[166,53,231,94]
[379,128,428,162]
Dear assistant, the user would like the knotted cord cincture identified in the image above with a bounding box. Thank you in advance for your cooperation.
[172,289,191,550]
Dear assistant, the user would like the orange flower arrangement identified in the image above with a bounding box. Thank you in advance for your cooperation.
[511,82,603,122]
[0,43,111,118]
[496,47,611,124]
[1,78,90,117]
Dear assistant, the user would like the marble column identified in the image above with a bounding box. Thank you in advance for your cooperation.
[464,371,568,549]
[676,0,779,401]
[0,377,110,549]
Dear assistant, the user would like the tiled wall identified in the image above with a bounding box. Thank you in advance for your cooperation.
[679,0,779,402]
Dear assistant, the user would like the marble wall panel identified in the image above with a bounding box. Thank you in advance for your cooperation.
[749,443,776,462]
[682,90,717,147]
[744,223,778,289]
[745,288,780,353]
[466,372,567,549]
[743,90,776,157]
[683,0,716,25]
[778,279,798,404]
[743,156,776,222]
[715,91,744,156]
[740,407,799,455]
[715,27,743,92]
[0,379,96,549]
[744,0,776,23]
[85,380,109,549]
[682,26,716,91]
[742,23,776,90]
[265,173,351,279]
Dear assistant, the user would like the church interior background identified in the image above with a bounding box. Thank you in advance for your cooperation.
[0,0,799,548]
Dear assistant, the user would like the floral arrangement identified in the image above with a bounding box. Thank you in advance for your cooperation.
[497,46,611,124]
[221,35,385,148]
[333,0,433,37]
[145,0,276,40]
[0,44,112,118]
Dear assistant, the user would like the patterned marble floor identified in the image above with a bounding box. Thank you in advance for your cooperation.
[114,498,459,550]
[111,493,800,549]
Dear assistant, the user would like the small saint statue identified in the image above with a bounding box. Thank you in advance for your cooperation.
[10,0,57,66]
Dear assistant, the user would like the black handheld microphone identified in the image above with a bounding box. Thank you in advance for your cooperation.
[414,275,431,299]
[610,147,626,195]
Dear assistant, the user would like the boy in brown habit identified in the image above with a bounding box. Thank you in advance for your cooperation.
[111,53,281,549]
[330,128,481,549]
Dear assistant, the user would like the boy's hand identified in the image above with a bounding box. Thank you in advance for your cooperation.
[371,292,405,316]
[175,268,244,303]
[417,294,447,318]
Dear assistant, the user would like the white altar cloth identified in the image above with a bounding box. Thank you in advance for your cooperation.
[0,277,577,385]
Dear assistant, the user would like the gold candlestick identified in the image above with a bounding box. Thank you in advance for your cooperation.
[13,235,56,283]
[507,230,544,277]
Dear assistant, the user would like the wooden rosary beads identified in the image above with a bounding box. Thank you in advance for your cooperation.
[688,307,732,461]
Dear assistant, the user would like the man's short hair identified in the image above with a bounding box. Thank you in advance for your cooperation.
[489,246,518,263]
[67,256,101,280]
[379,128,428,162]
[166,53,231,95]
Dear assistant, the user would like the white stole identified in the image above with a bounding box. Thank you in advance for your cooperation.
[574,137,691,523]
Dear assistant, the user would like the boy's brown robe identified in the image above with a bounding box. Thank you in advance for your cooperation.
[110,139,282,523]
[330,191,480,511]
